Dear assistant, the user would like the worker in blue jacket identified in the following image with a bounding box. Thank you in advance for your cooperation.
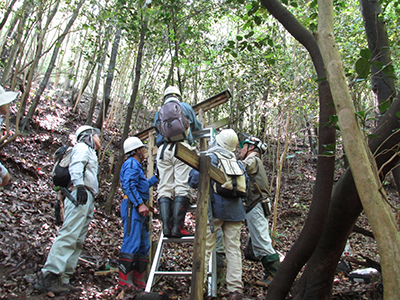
[118,136,158,290]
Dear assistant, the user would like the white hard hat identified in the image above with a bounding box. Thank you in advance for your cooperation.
[0,85,19,107]
[216,129,239,152]
[123,137,144,154]
[75,125,100,139]
[164,86,181,100]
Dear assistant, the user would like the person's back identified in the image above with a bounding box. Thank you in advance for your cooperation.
[154,86,202,238]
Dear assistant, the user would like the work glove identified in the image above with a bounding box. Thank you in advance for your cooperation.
[76,185,88,205]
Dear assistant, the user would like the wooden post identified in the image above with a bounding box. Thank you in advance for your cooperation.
[146,131,155,276]
[190,154,211,300]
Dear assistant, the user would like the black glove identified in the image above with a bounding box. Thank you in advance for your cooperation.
[76,185,88,205]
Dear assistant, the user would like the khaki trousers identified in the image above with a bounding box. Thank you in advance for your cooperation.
[205,218,243,293]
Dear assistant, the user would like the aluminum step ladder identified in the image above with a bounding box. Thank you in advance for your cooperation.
[145,205,217,297]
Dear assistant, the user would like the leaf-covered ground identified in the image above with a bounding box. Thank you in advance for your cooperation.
[0,92,388,299]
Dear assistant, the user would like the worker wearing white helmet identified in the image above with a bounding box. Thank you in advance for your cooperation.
[189,128,247,298]
[0,85,19,187]
[35,125,101,294]
[154,86,202,238]
[118,136,157,289]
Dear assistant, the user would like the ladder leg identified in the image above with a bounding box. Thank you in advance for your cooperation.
[145,231,165,292]
[208,246,217,297]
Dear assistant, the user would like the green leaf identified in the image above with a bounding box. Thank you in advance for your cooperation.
[367,134,380,139]
[329,114,338,124]
[323,143,336,151]
[395,111,400,118]
[360,48,371,59]
[378,100,391,113]
[355,110,366,119]
[355,57,370,78]
[322,151,335,156]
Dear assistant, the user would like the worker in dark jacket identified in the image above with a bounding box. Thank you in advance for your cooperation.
[239,136,280,288]
[118,136,158,290]
[189,129,246,300]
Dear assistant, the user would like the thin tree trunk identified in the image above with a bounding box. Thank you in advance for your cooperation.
[87,29,110,125]
[0,0,18,32]
[19,0,59,125]
[20,0,85,132]
[95,27,122,129]
[1,1,32,85]
[72,46,98,112]
[105,8,149,214]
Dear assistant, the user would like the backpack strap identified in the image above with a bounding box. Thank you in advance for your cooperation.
[159,142,176,160]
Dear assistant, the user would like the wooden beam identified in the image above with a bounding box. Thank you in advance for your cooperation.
[206,117,230,130]
[174,142,225,185]
[135,89,232,141]
[192,89,231,115]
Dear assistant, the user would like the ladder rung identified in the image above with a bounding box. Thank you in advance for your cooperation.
[162,236,195,243]
[154,270,214,276]
[154,271,192,276]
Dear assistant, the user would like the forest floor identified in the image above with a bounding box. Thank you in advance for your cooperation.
[0,90,388,299]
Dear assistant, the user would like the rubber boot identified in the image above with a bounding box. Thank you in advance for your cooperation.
[34,272,71,295]
[171,196,191,238]
[132,255,149,291]
[159,197,172,237]
[118,252,135,287]
[255,253,280,288]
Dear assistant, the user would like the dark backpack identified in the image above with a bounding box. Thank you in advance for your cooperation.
[212,150,247,199]
[156,99,190,142]
[52,145,73,188]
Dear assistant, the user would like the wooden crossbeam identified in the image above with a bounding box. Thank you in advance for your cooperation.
[174,142,225,185]
[192,89,231,115]
[135,89,232,141]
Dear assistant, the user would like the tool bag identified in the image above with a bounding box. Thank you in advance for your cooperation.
[156,99,190,142]
[212,150,247,199]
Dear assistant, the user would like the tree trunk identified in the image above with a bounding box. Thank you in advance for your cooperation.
[72,46,98,112]
[95,27,122,129]
[19,0,59,129]
[1,1,32,85]
[87,29,110,125]
[297,2,400,300]
[20,0,85,131]
[359,0,395,112]
[0,0,18,33]
[105,9,149,214]
[259,1,336,299]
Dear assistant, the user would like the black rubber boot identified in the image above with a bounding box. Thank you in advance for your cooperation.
[158,197,172,237]
[132,255,149,291]
[118,252,135,287]
[255,253,280,288]
[171,196,191,238]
